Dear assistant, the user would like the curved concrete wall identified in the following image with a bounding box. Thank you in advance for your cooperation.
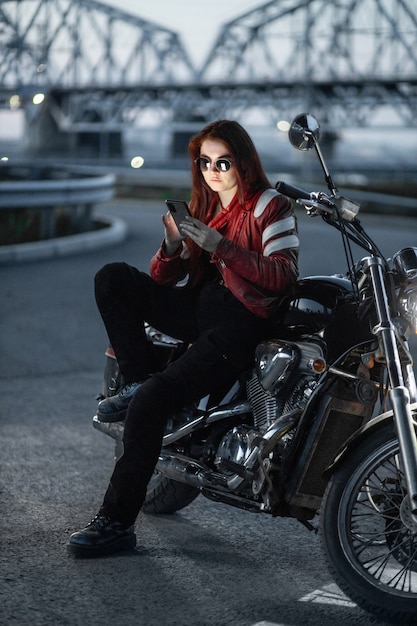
[0,164,114,208]
[0,163,115,241]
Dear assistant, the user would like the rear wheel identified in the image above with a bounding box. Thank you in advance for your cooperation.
[320,422,417,623]
[143,471,200,514]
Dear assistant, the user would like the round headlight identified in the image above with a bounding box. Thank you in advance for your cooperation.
[393,247,417,286]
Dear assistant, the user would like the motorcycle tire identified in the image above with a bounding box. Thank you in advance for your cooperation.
[143,471,200,515]
[320,421,417,623]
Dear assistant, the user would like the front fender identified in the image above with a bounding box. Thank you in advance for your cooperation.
[325,401,417,476]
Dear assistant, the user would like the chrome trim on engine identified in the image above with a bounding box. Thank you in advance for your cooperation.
[226,408,301,490]
[156,407,302,496]
[206,401,251,423]
[162,401,251,445]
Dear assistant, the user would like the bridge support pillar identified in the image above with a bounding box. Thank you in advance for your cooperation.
[24,100,123,158]
[24,102,68,153]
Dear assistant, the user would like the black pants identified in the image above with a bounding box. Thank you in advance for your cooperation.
[94,262,269,525]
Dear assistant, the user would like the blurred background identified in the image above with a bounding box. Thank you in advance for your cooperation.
[1,0,416,164]
[0,0,416,245]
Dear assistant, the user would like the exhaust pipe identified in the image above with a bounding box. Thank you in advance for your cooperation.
[156,451,229,489]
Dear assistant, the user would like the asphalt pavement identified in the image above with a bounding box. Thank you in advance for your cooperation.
[1,197,416,626]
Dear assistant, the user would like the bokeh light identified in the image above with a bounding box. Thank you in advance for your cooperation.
[32,93,45,105]
[276,120,290,132]
[130,156,145,169]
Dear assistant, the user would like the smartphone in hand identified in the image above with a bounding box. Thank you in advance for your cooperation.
[165,199,191,235]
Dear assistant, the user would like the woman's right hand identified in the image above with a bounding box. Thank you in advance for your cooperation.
[162,212,183,256]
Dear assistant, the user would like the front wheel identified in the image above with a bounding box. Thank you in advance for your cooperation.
[320,422,417,623]
[142,471,200,515]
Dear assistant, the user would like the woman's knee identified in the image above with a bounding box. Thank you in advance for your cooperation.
[95,262,126,291]
[95,262,142,304]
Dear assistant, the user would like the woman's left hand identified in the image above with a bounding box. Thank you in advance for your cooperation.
[179,216,222,253]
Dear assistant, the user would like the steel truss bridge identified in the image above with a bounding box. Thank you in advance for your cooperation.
[0,0,416,152]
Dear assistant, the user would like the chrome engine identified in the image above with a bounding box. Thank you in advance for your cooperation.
[250,339,326,430]
[214,340,326,475]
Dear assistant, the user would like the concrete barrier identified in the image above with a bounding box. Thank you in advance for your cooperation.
[0,163,115,240]
[0,215,127,264]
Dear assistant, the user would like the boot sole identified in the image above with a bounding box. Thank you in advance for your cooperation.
[96,409,128,423]
[67,533,137,558]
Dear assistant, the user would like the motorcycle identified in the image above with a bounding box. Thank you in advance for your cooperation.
[93,113,417,623]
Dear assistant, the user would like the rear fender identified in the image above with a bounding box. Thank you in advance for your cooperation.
[325,402,417,476]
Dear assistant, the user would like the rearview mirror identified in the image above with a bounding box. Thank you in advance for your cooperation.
[289,113,320,151]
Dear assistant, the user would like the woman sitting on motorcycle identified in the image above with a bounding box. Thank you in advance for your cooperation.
[67,119,300,557]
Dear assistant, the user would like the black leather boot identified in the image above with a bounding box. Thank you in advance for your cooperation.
[67,514,136,558]
[97,382,142,422]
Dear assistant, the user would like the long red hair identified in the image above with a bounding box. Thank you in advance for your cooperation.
[187,120,271,220]
[184,120,271,270]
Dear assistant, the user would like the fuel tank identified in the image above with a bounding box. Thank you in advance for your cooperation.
[274,275,372,360]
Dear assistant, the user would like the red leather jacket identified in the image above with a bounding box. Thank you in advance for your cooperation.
[149,188,299,318]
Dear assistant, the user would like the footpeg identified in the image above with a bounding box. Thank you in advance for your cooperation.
[92,414,124,441]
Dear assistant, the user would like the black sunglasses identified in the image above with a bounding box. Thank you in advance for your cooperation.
[195,157,233,173]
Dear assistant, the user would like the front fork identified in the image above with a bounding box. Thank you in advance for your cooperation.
[365,256,417,519]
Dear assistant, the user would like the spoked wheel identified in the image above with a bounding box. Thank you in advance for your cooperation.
[320,422,417,623]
